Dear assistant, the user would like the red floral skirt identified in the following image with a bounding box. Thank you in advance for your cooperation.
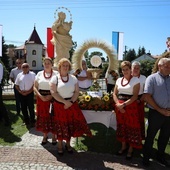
[115,100,143,149]
[36,97,54,133]
[53,101,92,141]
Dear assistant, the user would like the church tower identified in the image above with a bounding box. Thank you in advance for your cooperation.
[25,26,45,72]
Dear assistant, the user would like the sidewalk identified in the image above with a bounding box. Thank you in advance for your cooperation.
[0,127,169,170]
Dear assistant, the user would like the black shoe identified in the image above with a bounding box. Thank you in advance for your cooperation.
[126,152,133,160]
[156,155,169,167]
[41,137,48,145]
[142,157,150,167]
[57,148,64,156]
[116,148,128,156]
[52,140,57,145]
[65,145,73,154]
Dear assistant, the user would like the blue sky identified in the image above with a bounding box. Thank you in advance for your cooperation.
[0,0,170,56]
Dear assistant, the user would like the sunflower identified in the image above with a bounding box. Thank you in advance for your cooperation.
[103,95,110,102]
[85,95,91,102]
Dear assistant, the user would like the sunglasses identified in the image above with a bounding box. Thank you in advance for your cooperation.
[22,66,29,68]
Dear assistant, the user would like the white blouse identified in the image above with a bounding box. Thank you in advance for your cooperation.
[50,74,78,98]
[116,77,140,95]
[35,70,58,90]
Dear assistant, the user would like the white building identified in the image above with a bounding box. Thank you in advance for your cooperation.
[13,26,46,72]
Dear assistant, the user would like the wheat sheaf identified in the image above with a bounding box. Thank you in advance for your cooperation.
[72,39,118,72]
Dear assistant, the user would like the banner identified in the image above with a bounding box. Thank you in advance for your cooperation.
[112,31,124,60]
[47,27,54,58]
[0,25,2,57]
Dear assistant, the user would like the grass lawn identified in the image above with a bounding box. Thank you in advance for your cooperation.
[1,100,170,160]
[0,100,28,146]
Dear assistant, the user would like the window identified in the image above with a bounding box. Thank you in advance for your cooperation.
[32,60,36,67]
[32,50,36,55]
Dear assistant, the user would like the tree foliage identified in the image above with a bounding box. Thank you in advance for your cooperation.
[124,48,136,62]
[137,46,146,57]
[140,60,155,77]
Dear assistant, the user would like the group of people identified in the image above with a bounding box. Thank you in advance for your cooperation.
[9,57,92,155]
[1,52,169,166]
[113,56,170,168]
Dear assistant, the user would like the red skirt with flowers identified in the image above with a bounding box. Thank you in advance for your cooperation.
[115,100,143,149]
[36,96,54,133]
[52,101,92,141]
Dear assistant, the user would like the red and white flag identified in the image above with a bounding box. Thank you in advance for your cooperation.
[47,28,54,58]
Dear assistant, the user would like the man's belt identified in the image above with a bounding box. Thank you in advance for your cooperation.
[79,87,91,90]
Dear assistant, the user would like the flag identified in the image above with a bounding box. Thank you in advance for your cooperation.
[112,31,124,60]
[47,28,54,58]
[0,25,2,57]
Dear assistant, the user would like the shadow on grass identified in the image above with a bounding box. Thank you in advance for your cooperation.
[0,101,26,145]
[75,123,121,154]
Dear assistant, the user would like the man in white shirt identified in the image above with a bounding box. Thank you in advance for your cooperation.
[15,63,36,127]
[0,62,10,126]
[9,59,23,115]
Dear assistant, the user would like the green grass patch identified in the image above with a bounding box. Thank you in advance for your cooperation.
[0,100,28,146]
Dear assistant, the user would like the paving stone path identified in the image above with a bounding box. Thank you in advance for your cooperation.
[0,127,169,170]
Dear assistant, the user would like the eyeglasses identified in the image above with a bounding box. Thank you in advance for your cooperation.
[16,62,21,64]
[22,66,29,68]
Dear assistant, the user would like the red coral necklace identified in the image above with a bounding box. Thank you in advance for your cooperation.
[60,74,69,83]
[43,70,53,79]
[121,75,132,87]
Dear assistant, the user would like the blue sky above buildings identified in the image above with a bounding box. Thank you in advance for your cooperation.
[0,0,170,56]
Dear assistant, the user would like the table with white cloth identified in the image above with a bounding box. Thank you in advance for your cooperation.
[82,110,117,130]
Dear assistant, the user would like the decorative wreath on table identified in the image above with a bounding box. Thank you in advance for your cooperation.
[72,39,119,72]
[78,91,115,111]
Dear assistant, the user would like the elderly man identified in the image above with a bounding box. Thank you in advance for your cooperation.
[9,59,23,115]
[143,58,170,167]
[15,63,36,127]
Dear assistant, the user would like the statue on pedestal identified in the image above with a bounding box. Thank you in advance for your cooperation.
[51,9,73,64]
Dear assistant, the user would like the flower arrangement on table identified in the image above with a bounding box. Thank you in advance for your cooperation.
[78,91,115,111]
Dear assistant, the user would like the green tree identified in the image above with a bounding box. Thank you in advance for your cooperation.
[137,46,146,57]
[69,41,77,62]
[124,48,136,62]
[140,60,155,77]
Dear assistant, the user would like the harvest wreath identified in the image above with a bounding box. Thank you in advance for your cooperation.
[77,91,115,111]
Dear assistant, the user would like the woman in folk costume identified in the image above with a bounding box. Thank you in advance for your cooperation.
[49,58,92,155]
[113,61,142,160]
[34,57,58,145]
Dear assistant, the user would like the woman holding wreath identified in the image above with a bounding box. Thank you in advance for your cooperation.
[49,58,92,155]
[113,61,142,160]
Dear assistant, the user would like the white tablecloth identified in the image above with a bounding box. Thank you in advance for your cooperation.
[82,110,117,130]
